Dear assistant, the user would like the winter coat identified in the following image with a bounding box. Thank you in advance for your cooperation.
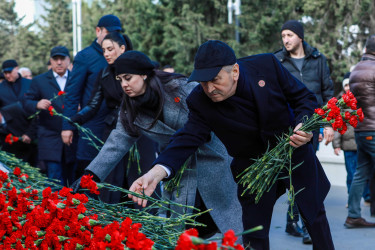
[23,70,77,163]
[274,41,333,107]
[349,53,375,132]
[62,40,110,160]
[0,75,36,138]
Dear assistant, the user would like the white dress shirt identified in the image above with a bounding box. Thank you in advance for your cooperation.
[53,71,68,91]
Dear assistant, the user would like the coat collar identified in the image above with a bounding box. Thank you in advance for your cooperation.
[276,41,321,61]
[3,75,29,100]
[134,79,185,136]
[361,53,375,61]
[46,69,68,91]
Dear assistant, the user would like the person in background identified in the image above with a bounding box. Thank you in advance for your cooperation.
[274,20,334,244]
[0,59,37,166]
[61,15,123,176]
[69,32,157,204]
[345,35,375,227]
[333,72,370,207]
[162,65,175,73]
[18,67,32,80]
[23,46,76,186]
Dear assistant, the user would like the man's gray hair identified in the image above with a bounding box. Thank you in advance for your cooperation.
[222,63,237,73]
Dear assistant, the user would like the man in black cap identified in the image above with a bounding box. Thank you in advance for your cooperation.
[61,14,123,177]
[128,40,334,250]
[0,59,37,165]
[274,20,334,243]
[23,46,76,186]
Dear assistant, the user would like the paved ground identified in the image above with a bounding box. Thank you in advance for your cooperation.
[269,185,375,250]
[268,142,375,249]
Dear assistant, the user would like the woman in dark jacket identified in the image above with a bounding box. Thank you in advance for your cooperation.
[70,33,157,203]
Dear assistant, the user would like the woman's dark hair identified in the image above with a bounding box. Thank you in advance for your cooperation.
[101,32,133,51]
[120,70,185,136]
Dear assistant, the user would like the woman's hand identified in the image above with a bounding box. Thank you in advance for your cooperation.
[128,165,167,207]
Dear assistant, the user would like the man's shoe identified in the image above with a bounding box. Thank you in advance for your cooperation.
[302,227,312,244]
[344,217,375,228]
[285,222,303,237]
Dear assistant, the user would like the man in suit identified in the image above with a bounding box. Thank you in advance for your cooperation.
[128,40,334,249]
[23,46,76,186]
[61,14,123,177]
[0,59,37,165]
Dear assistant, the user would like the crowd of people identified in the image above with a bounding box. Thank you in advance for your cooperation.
[0,14,374,249]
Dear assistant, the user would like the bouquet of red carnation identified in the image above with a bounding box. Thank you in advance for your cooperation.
[4,133,21,145]
[238,91,364,212]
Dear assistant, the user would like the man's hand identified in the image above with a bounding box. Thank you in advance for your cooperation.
[36,99,52,110]
[128,165,168,207]
[323,127,334,145]
[21,134,31,144]
[334,148,341,156]
[61,130,73,146]
[289,123,313,148]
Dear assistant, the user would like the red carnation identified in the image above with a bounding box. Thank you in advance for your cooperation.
[58,91,66,96]
[48,106,55,116]
[222,229,237,247]
[349,99,357,110]
[342,93,350,106]
[356,108,364,122]
[327,97,338,109]
[80,175,100,195]
[314,108,325,117]
[344,111,351,120]
[349,115,358,128]
[13,167,21,176]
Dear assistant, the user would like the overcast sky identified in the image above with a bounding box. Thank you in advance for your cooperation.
[15,0,35,26]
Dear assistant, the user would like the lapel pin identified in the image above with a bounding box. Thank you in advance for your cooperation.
[258,80,265,87]
[174,97,181,103]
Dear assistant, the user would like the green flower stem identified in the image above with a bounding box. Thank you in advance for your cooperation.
[28,93,66,119]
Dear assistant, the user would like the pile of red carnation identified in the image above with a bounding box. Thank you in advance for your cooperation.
[315,91,364,135]
[0,168,154,249]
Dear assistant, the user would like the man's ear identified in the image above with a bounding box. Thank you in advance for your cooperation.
[232,63,240,81]
[95,27,101,38]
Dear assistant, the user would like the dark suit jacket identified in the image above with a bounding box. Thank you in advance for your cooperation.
[155,53,330,225]
[23,70,76,163]
[0,76,36,138]
[62,40,109,161]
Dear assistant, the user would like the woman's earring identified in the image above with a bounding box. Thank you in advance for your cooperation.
[144,77,147,80]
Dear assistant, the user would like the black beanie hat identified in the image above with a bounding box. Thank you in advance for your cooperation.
[281,20,304,40]
[114,51,155,76]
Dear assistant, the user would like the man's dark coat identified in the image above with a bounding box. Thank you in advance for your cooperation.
[23,70,76,163]
[62,41,109,161]
[155,53,330,228]
[0,76,35,137]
